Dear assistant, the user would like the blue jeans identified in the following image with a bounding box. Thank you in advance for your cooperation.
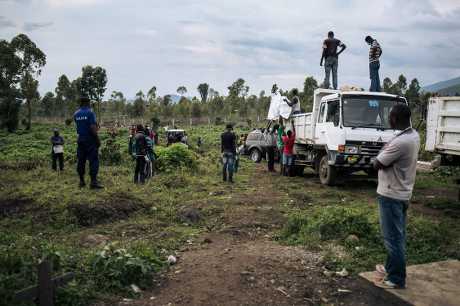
[222,152,235,181]
[378,195,408,287]
[282,154,293,166]
[77,140,99,182]
[324,56,338,90]
[370,61,381,92]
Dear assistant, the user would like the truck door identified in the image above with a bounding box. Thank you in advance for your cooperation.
[315,101,328,145]
[324,99,342,151]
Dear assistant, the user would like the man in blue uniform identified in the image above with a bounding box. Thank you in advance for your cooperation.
[74,96,103,189]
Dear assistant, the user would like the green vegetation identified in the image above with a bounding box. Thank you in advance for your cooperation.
[0,122,252,306]
[279,172,460,273]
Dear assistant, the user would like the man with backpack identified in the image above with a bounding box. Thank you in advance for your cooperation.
[132,124,149,184]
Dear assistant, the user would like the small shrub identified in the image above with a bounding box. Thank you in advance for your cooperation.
[214,117,223,125]
[156,143,197,172]
[89,244,158,292]
[100,138,122,165]
[65,118,73,126]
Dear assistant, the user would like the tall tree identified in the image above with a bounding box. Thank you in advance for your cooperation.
[79,65,107,121]
[20,72,39,129]
[41,92,56,117]
[197,83,209,103]
[177,86,187,96]
[0,40,22,131]
[147,86,157,104]
[132,90,146,118]
[55,74,74,118]
[302,76,318,112]
[11,34,46,130]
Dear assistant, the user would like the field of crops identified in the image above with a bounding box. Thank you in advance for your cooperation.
[1,123,459,306]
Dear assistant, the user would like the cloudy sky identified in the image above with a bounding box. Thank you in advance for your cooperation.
[1,0,460,99]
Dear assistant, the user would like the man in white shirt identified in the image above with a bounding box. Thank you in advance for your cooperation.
[373,103,420,289]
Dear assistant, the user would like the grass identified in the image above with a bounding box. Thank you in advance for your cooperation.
[278,172,460,273]
[0,122,252,305]
[1,122,460,305]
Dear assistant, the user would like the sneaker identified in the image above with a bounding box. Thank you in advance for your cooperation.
[374,279,404,289]
[374,264,387,280]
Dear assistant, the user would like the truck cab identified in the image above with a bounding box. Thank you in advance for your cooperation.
[291,89,408,185]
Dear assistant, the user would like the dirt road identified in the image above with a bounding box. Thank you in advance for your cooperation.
[118,165,408,306]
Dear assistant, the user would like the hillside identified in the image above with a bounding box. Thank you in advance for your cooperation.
[423,76,460,95]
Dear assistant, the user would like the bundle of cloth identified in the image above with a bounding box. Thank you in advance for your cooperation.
[267,90,301,120]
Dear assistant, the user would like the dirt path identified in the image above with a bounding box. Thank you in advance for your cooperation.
[120,165,408,306]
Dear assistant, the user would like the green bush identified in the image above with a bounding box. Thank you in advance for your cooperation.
[89,244,159,292]
[156,143,197,172]
[281,206,377,246]
[100,138,122,165]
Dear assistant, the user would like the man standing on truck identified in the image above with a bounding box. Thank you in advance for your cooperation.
[282,121,296,176]
[320,31,346,90]
[366,35,382,92]
[221,124,237,183]
[373,104,420,289]
[74,96,103,189]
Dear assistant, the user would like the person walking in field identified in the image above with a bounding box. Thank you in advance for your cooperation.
[132,124,149,184]
[282,121,296,176]
[74,96,103,189]
[320,31,346,90]
[366,35,382,92]
[221,124,237,183]
[373,104,420,289]
[50,128,64,171]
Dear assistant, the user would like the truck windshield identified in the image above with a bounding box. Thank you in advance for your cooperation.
[342,96,406,129]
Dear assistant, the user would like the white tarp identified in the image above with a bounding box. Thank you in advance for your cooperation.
[267,91,299,120]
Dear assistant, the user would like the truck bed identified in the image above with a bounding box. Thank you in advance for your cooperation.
[426,97,460,156]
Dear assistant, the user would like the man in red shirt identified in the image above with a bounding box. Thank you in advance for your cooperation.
[282,120,296,176]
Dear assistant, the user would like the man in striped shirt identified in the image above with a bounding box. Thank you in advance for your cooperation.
[366,35,382,92]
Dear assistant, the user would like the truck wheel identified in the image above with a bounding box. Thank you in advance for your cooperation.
[319,155,337,185]
[250,148,262,163]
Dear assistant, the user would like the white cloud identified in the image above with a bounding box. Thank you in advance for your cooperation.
[1,0,459,98]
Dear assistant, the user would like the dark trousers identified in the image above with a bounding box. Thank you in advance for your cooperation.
[222,152,235,182]
[324,56,338,89]
[378,195,408,287]
[134,156,146,184]
[266,146,275,171]
[77,141,99,182]
[370,61,381,92]
[52,153,64,171]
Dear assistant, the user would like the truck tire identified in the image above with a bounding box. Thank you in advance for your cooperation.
[319,155,337,185]
[250,148,262,163]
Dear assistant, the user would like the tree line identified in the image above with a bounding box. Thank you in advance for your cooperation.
[1,33,432,132]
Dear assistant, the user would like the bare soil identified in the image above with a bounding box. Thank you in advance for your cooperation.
[107,165,410,306]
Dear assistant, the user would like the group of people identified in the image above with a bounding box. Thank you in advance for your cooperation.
[321,31,382,91]
[262,121,296,176]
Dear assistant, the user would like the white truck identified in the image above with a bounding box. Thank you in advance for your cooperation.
[284,88,408,185]
[425,96,460,166]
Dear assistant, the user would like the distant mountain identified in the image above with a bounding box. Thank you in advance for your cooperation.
[423,76,460,95]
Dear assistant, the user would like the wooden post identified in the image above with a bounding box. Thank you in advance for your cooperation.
[38,260,53,306]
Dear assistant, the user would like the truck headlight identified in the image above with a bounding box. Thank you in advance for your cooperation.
[345,146,359,154]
